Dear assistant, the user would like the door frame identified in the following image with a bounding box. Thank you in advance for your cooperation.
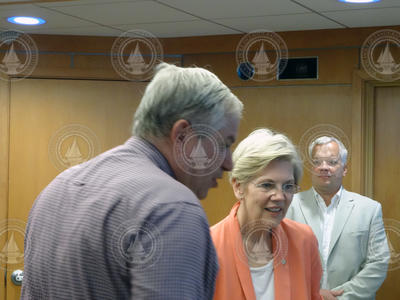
[351,70,400,196]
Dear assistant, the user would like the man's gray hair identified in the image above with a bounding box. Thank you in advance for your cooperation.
[308,136,348,164]
[132,63,243,138]
[230,128,303,185]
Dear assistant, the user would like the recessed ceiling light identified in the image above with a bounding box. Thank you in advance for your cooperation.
[338,0,380,3]
[7,16,46,25]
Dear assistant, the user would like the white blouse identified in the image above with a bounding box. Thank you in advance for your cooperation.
[250,260,275,300]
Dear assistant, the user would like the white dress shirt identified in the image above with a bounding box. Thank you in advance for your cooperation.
[250,260,275,300]
[312,186,342,289]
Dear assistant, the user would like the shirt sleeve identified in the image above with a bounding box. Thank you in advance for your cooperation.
[129,201,218,299]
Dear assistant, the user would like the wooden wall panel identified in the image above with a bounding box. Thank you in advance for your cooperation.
[373,86,400,300]
[374,87,400,219]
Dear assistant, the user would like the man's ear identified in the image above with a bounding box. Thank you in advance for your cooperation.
[342,164,348,177]
[232,178,244,201]
[170,119,191,144]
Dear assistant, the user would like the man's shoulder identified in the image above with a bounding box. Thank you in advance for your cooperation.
[158,177,199,204]
[103,143,200,205]
[127,170,200,210]
[342,189,381,208]
[292,188,381,207]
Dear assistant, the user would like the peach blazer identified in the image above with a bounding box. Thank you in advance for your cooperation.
[211,202,322,300]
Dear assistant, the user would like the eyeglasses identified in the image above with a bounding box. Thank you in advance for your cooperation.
[311,157,341,167]
[255,182,300,194]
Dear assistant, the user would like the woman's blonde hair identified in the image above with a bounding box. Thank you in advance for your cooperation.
[230,128,303,185]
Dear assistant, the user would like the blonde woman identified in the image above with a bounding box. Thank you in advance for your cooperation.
[211,129,322,300]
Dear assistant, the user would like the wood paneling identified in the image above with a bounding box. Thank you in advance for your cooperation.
[374,86,400,300]
[374,87,400,219]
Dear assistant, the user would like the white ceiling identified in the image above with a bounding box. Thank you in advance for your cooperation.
[0,0,399,37]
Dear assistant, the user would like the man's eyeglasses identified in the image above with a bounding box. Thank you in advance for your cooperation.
[311,157,341,167]
[255,182,300,194]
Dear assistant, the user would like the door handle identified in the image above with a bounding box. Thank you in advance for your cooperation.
[11,269,23,286]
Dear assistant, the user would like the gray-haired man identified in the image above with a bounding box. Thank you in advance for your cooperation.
[22,63,243,299]
[286,136,390,300]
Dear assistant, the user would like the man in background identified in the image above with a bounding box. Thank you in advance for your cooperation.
[286,136,389,300]
[22,63,243,299]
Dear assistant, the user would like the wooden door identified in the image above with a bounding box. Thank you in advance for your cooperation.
[374,86,400,300]
[1,78,145,299]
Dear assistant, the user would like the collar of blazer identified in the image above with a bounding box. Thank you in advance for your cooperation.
[297,188,355,257]
[226,202,291,300]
